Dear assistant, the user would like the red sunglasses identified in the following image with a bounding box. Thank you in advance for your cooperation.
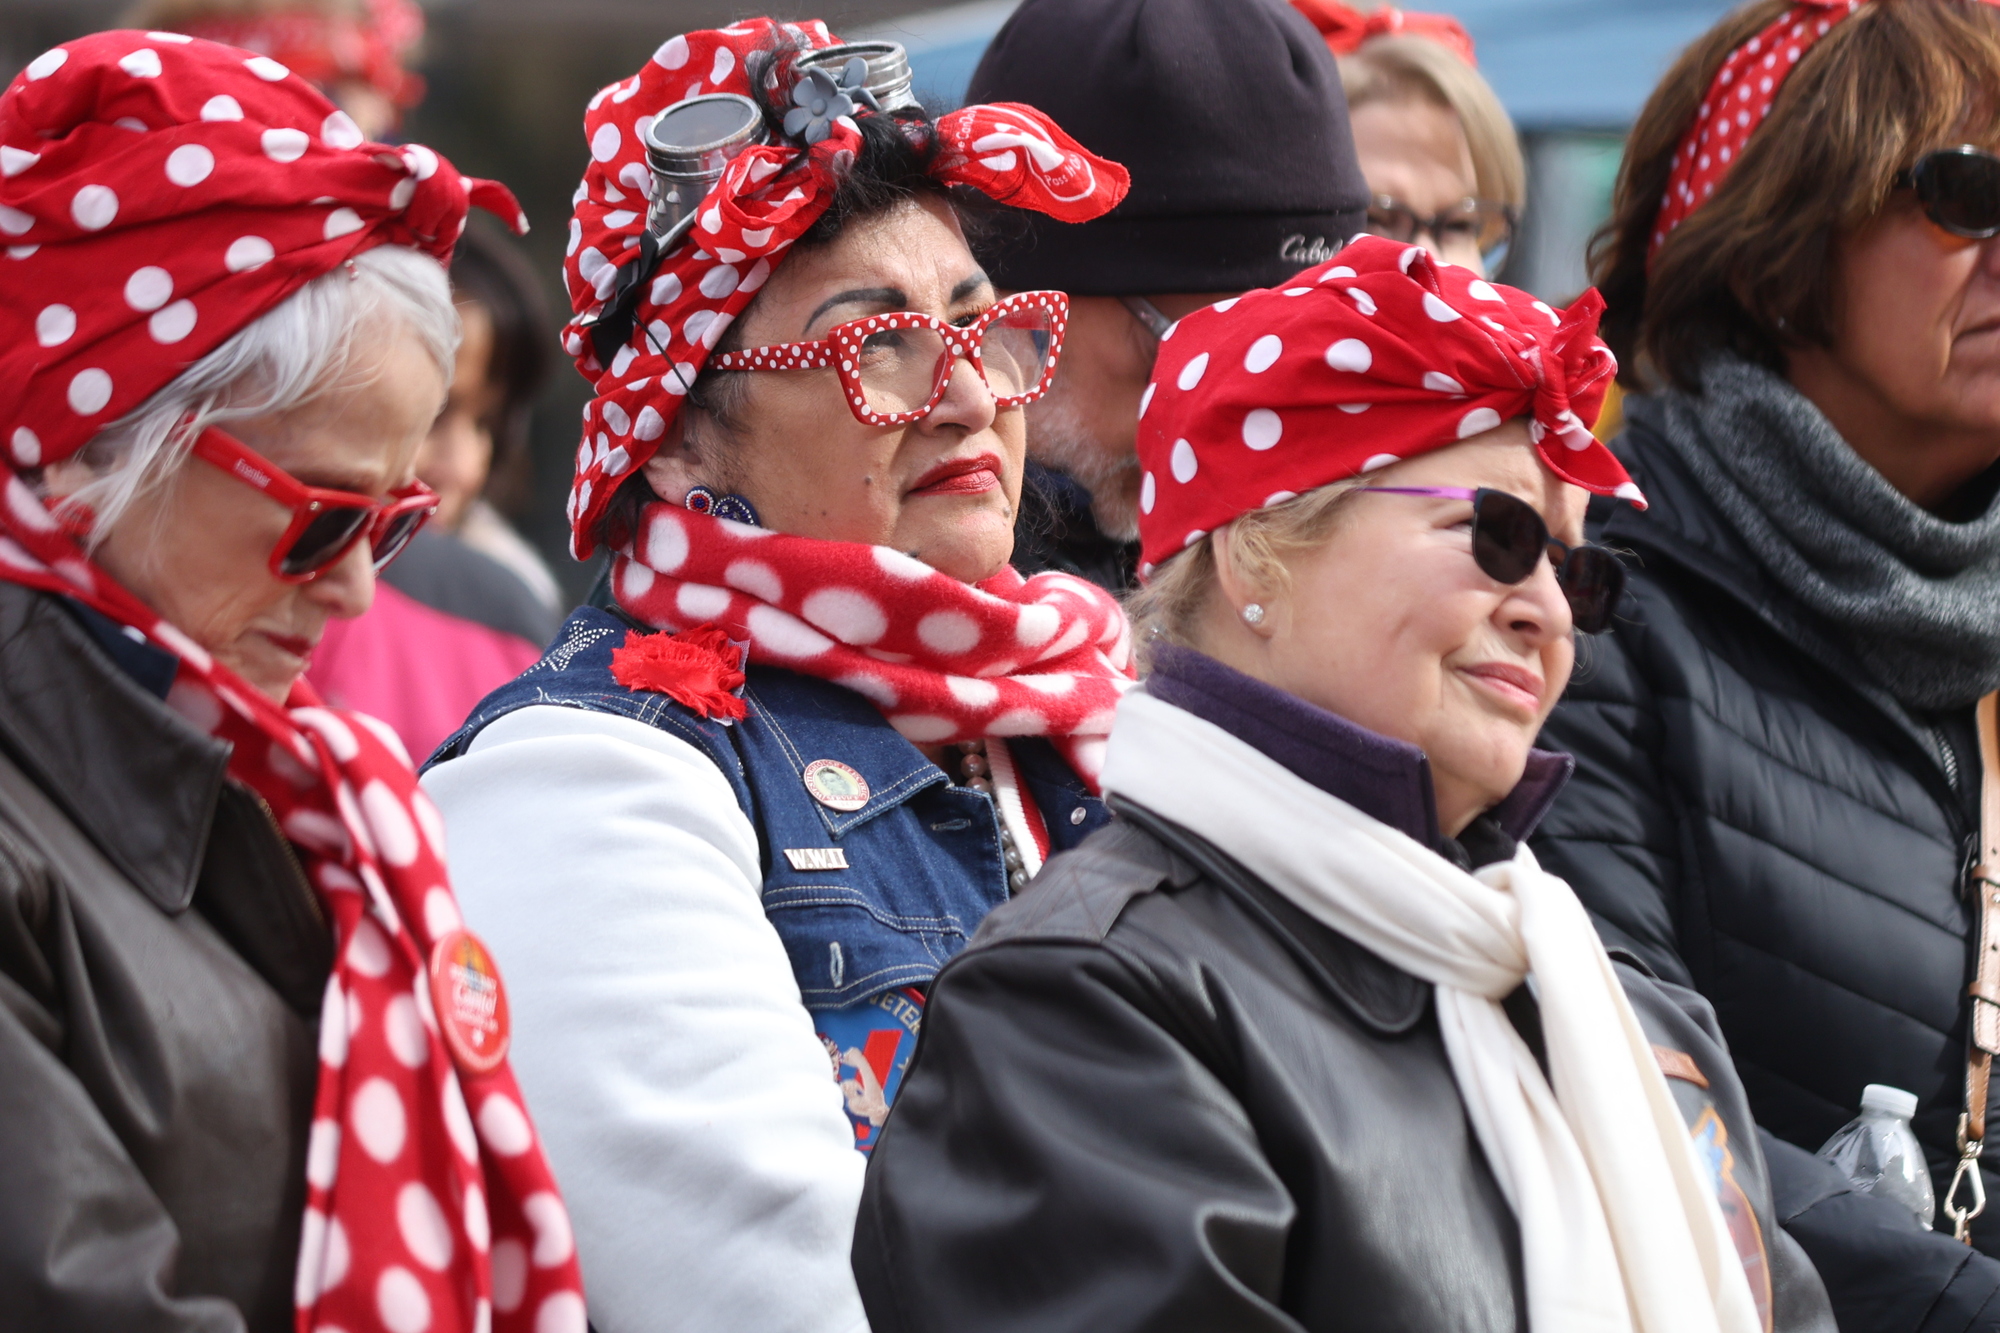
[190,425,437,583]
[709,290,1070,426]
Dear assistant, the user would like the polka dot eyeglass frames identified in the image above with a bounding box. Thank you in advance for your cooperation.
[710,290,1070,426]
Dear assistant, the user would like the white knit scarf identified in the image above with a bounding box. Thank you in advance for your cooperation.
[1102,690,1762,1333]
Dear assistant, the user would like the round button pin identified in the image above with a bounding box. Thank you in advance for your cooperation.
[803,759,870,812]
[427,929,511,1076]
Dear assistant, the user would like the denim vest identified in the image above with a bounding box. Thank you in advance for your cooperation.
[427,607,1109,1149]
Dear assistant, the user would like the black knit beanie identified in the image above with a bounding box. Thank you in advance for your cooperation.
[964,0,1369,295]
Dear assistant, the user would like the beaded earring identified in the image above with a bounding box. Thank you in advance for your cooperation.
[684,485,761,528]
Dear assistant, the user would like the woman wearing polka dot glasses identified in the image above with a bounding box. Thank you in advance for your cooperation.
[0,32,587,1333]
[418,19,1134,1333]
[855,236,1836,1332]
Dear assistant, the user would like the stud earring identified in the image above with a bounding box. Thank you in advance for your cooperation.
[1241,603,1266,626]
[684,485,761,528]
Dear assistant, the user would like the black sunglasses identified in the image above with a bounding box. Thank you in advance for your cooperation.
[1899,146,2000,239]
[1358,486,1627,634]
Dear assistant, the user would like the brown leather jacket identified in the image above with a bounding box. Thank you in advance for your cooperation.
[0,582,332,1332]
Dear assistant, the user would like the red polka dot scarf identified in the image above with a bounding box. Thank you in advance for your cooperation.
[612,507,1136,789]
[1133,234,1642,572]
[1651,0,1862,258]
[0,33,584,1333]
[560,16,1131,559]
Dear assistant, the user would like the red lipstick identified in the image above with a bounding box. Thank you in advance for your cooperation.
[910,453,1002,497]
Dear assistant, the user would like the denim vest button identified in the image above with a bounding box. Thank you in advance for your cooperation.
[1069,806,1087,825]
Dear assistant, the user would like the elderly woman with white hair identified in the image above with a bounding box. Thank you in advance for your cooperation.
[855,237,1834,1332]
[0,33,581,1333]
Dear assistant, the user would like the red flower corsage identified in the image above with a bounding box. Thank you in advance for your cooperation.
[609,623,749,720]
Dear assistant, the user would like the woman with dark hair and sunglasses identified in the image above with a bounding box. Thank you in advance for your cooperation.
[0,32,588,1333]
[417,19,1132,1333]
[1532,0,2000,1322]
[854,235,1833,1332]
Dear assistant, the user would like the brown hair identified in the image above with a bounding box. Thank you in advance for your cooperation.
[1595,0,2000,391]
[1339,36,1526,212]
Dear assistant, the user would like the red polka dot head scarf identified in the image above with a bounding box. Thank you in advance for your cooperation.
[0,32,585,1333]
[1134,234,1642,573]
[1651,0,1865,259]
[0,30,523,470]
[168,0,428,114]
[559,16,1131,559]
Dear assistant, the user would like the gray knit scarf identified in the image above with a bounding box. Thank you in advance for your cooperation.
[1632,355,2000,711]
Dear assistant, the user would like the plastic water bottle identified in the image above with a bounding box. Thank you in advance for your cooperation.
[1817,1084,1936,1229]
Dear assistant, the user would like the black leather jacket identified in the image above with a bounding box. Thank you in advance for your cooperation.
[854,800,1834,1332]
[0,582,332,1332]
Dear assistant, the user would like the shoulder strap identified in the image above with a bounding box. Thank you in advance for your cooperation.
[1950,692,2000,1242]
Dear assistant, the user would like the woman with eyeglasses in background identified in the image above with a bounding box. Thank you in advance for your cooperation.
[1533,0,2000,1326]
[1293,0,1521,277]
[0,32,586,1333]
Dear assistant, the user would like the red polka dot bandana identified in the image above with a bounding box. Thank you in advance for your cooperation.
[0,33,582,1333]
[1290,0,1479,67]
[0,30,524,477]
[560,16,1130,558]
[611,506,1136,789]
[1134,234,1642,573]
[1651,0,1862,259]
[171,0,428,112]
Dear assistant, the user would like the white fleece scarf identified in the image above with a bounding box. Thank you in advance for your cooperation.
[1102,690,1762,1333]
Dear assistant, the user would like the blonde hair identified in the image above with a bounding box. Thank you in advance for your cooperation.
[1339,36,1526,211]
[1125,476,1375,670]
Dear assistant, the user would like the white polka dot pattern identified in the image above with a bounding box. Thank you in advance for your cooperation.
[0,31,525,476]
[611,503,1135,788]
[1129,234,1642,570]
[1651,2,1859,256]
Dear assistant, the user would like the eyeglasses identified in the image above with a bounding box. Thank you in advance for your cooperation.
[1357,486,1626,634]
[1364,195,1517,269]
[709,290,1069,426]
[190,425,436,582]
[1898,146,2000,239]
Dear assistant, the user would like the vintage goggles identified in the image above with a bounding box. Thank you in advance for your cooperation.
[1359,486,1627,634]
[191,425,436,582]
[586,41,919,363]
[711,291,1070,425]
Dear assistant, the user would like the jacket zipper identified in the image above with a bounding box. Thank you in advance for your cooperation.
[248,787,326,930]
[1937,726,1963,794]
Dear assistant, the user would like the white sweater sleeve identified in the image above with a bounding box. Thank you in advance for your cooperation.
[420,705,869,1333]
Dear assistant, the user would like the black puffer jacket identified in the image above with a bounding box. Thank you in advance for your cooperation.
[1535,411,2000,1326]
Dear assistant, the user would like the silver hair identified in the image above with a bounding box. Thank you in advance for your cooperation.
[60,244,459,540]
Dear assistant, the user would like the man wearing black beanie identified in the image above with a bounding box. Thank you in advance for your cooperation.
[971,0,1370,591]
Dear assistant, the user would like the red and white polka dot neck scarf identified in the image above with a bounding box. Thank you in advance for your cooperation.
[0,33,583,1333]
[1133,236,1642,573]
[560,16,1131,559]
[612,505,1136,788]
